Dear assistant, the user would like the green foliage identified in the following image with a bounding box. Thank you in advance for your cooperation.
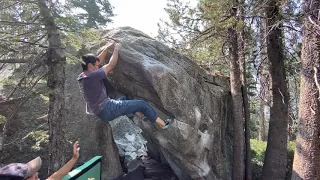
[64,29,101,64]
[249,108,261,138]
[0,77,14,87]
[39,94,49,104]
[251,139,267,163]
[55,14,83,31]
[25,130,49,151]
[157,0,237,75]
[66,53,81,64]
[80,29,101,47]
[63,32,83,51]
[251,139,296,180]
[0,115,6,125]
[66,0,114,28]
[286,141,296,179]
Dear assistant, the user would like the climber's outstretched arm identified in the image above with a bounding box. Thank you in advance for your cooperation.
[46,141,80,180]
[97,41,115,64]
[102,43,122,75]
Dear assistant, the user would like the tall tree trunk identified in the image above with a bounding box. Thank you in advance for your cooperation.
[229,2,244,179]
[288,104,295,141]
[261,0,289,179]
[258,102,266,141]
[292,0,320,179]
[238,1,252,179]
[37,0,67,174]
[242,85,252,180]
[258,11,268,142]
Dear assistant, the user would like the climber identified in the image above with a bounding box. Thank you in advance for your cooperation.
[77,40,170,129]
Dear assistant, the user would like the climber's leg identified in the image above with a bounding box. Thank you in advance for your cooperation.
[135,112,145,119]
[97,99,170,128]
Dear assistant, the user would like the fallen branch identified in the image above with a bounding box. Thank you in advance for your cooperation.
[309,15,320,31]
[314,67,320,101]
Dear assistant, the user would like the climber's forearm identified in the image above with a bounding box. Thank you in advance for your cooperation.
[97,45,111,64]
[102,43,121,75]
[46,158,78,180]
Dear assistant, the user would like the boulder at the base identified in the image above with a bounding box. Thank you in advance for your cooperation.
[109,115,148,169]
[87,27,234,180]
[127,155,178,180]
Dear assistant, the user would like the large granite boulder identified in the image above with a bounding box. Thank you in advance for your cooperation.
[0,26,233,180]
[88,27,234,180]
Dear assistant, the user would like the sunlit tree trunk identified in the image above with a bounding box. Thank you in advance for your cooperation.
[229,1,245,179]
[238,0,252,179]
[258,11,268,142]
[258,102,266,141]
[261,0,289,179]
[292,0,320,179]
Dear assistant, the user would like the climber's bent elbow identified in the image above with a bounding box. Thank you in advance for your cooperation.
[102,63,115,75]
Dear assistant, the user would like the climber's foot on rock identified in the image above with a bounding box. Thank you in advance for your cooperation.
[161,119,171,129]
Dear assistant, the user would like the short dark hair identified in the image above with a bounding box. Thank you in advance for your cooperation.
[81,54,99,71]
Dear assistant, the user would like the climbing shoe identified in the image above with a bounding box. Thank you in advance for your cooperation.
[162,119,170,129]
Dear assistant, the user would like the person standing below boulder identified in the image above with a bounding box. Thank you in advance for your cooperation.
[0,141,83,180]
[77,41,170,129]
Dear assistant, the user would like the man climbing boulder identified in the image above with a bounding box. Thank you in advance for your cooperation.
[77,40,170,129]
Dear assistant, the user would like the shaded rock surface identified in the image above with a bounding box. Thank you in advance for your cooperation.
[109,116,148,169]
[89,27,234,180]
[126,155,178,180]
[110,116,178,180]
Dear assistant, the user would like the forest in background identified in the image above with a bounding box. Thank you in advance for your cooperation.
[0,0,319,179]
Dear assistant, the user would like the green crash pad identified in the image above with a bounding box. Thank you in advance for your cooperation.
[62,156,102,180]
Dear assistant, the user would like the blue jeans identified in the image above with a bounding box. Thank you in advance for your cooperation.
[97,99,158,123]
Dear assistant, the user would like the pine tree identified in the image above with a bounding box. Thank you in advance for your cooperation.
[292,0,320,179]
[261,0,290,179]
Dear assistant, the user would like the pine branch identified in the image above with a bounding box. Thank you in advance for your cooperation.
[0,1,21,11]
[6,52,46,99]
[0,58,29,63]
[0,63,5,72]
[0,28,43,37]
[283,25,302,32]
[0,36,48,48]
[3,71,47,139]
[0,20,40,26]
[0,44,18,52]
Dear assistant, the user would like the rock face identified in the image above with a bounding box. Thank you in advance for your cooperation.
[91,27,234,180]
